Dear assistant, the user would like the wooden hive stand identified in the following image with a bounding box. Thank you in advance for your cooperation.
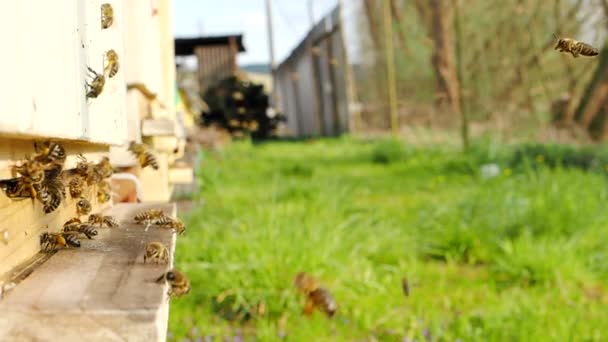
[0,1,191,341]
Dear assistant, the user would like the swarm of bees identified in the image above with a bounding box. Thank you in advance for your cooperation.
[554,34,599,58]
[156,269,191,298]
[0,140,67,214]
[133,208,186,235]
[128,142,159,170]
[294,272,337,318]
[144,241,169,264]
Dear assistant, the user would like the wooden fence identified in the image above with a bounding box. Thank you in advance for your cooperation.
[276,6,350,138]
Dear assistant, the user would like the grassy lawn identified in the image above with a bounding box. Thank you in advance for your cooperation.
[169,136,608,341]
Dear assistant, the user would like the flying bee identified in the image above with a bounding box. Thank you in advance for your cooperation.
[100,3,114,29]
[134,208,166,224]
[144,241,169,264]
[40,231,81,252]
[96,180,111,204]
[104,50,119,78]
[76,197,92,216]
[76,154,101,185]
[63,220,98,239]
[86,66,105,99]
[156,269,191,298]
[9,156,45,199]
[554,34,599,58]
[294,272,337,318]
[68,175,86,199]
[95,156,114,179]
[128,141,159,170]
[155,216,186,235]
[88,213,119,228]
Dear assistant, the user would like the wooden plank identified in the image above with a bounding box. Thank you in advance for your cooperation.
[168,167,194,185]
[141,118,177,137]
[0,202,177,342]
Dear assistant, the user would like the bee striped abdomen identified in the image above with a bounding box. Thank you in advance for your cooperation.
[140,152,159,170]
[309,287,337,317]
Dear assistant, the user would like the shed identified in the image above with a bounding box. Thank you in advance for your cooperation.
[175,34,247,94]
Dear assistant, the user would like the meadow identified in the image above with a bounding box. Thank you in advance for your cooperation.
[168,136,608,341]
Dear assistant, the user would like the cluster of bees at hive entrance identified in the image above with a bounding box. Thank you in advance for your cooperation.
[0,139,191,301]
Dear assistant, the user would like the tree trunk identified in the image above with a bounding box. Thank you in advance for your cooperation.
[428,0,461,115]
[363,0,381,50]
[573,43,608,140]
[389,0,408,54]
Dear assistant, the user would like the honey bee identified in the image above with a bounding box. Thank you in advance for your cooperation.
[554,34,599,58]
[9,156,45,199]
[128,142,159,170]
[104,50,119,78]
[156,269,191,298]
[155,216,186,235]
[86,66,105,99]
[68,175,86,199]
[76,154,102,185]
[76,197,92,216]
[37,177,65,214]
[101,3,114,29]
[88,214,119,228]
[63,220,98,239]
[134,209,166,224]
[33,140,66,172]
[294,272,337,318]
[144,241,169,264]
[40,231,81,252]
[95,157,114,179]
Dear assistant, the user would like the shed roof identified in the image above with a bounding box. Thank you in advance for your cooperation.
[174,34,246,56]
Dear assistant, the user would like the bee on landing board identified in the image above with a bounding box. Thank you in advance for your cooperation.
[144,241,169,264]
[134,209,166,224]
[294,272,337,318]
[63,218,98,240]
[554,34,599,58]
[40,231,81,252]
[154,216,186,235]
[88,214,119,228]
[156,269,191,298]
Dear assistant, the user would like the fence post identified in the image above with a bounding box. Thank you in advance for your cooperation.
[383,0,399,136]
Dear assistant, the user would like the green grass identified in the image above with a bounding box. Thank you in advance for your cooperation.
[169,136,608,341]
